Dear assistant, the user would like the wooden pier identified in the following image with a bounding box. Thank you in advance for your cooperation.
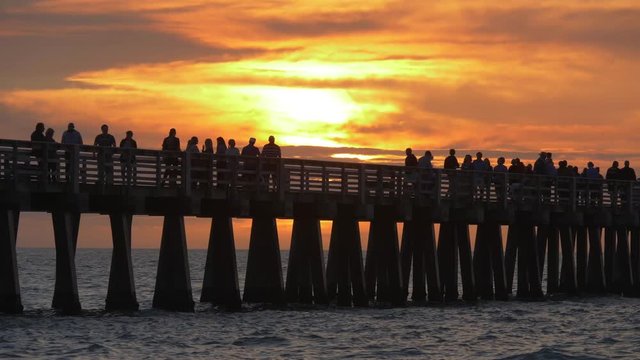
[1,139,639,313]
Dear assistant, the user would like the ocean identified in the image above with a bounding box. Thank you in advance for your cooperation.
[1,248,639,359]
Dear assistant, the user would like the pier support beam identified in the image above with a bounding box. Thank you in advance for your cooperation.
[365,206,403,306]
[0,209,22,314]
[614,227,633,296]
[153,215,194,312]
[326,205,367,307]
[504,225,518,294]
[201,216,241,309]
[586,226,606,294]
[575,226,588,292]
[558,226,577,294]
[546,227,560,294]
[401,208,441,303]
[106,213,138,311]
[244,203,284,304]
[285,205,328,305]
[438,220,475,301]
[474,223,507,300]
[51,211,81,313]
[511,214,544,299]
[631,228,640,296]
[604,227,616,293]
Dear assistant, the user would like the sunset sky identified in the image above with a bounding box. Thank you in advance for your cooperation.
[2,0,639,249]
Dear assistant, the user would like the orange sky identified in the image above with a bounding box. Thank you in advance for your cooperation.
[2,0,640,248]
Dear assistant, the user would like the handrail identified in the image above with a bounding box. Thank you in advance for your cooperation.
[0,139,638,211]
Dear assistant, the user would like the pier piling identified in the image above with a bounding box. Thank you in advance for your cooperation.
[0,209,22,314]
[106,213,138,311]
[201,215,241,309]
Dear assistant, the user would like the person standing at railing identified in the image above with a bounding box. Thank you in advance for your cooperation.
[241,138,260,187]
[472,152,488,200]
[30,123,46,175]
[225,139,240,188]
[605,161,621,205]
[161,128,181,186]
[508,158,523,201]
[119,131,137,186]
[216,137,227,188]
[261,135,281,190]
[556,160,571,203]
[493,157,508,203]
[404,148,418,188]
[61,123,83,181]
[443,149,459,196]
[417,150,434,195]
[44,128,57,182]
[94,124,116,185]
[186,136,202,189]
[619,160,637,204]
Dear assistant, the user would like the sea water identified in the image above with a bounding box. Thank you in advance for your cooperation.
[1,249,639,359]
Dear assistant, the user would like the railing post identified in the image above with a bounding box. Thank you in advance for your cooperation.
[256,156,262,192]
[570,177,577,212]
[183,151,191,196]
[11,142,18,189]
[40,142,49,186]
[155,153,162,189]
[435,170,442,206]
[341,166,347,197]
[71,146,80,193]
[359,164,366,204]
[278,159,286,201]
[628,182,634,213]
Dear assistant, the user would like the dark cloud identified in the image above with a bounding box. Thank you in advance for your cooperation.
[469,7,640,55]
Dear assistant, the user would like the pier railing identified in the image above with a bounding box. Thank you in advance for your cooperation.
[0,139,638,210]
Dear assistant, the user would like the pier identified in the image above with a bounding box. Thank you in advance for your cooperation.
[1,139,639,313]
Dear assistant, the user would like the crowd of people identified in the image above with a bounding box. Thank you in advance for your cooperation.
[404,147,638,204]
[25,122,639,205]
[28,122,281,188]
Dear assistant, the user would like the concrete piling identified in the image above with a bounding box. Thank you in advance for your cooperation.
[51,211,81,313]
[0,209,22,314]
[152,215,194,312]
[106,213,138,311]
[201,216,241,309]
[575,226,588,292]
[326,205,367,307]
[586,226,606,293]
[546,227,560,294]
[558,226,577,294]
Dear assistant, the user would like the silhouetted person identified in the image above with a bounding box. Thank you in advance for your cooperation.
[494,157,507,202]
[606,161,621,204]
[226,139,239,156]
[261,135,281,189]
[30,122,46,171]
[119,131,137,186]
[161,128,181,186]
[186,136,202,189]
[94,124,116,184]
[203,139,214,154]
[534,152,546,175]
[61,123,83,181]
[417,150,434,194]
[404,148,418,167]
[44,128,57,182]
[444,149,459,170]
[61,122,83,145]
[557,160,570,202]
[216,137,227,187]
[241,138,260,185]
[472,152,488,199]
[620,160,637,203]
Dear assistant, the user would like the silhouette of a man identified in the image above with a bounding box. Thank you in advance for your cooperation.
[161,128,181,186]
[94,124,116,184]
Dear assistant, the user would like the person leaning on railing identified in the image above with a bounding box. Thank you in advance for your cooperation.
[44,128,58,182]
[94,124,116,185]
[61,122,83,181]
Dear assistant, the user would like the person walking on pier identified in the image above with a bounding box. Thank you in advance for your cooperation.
[261,135,281,190]
[44,128,58,182]
[241,138,260,186]
[61,123,83,181]
[161,128,181,186]
[94,124,116,184]
[119,131,137,186]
